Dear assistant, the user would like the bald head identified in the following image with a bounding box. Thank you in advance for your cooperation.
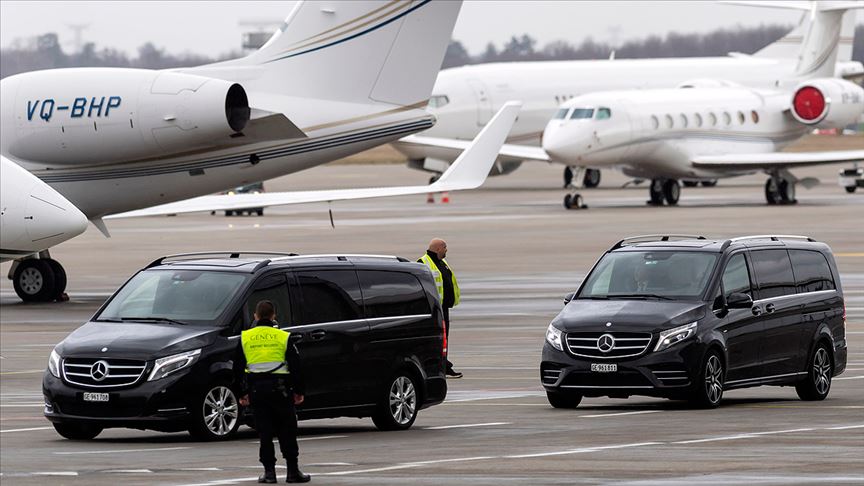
[428,238,448,259]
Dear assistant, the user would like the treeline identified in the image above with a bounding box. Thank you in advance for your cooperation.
[3,25,864,79]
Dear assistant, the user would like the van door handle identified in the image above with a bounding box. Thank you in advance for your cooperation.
[309,330,327,340]
[765,303,776,314]
[751,305,762,317]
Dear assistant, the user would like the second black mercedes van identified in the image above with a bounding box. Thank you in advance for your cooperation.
[542,235,847,409]
[43,252,447,440]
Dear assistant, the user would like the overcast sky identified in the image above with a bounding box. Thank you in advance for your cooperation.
[0,1,808,58]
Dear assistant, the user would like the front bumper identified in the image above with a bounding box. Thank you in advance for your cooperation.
[541,340,704,398]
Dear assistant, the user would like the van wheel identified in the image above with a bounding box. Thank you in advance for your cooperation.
[372,373,419,431]
[53,422,102,440]
[546,391,582,409]
[188,383,241,440]
[690,351,724,408]
[796,343,832,401]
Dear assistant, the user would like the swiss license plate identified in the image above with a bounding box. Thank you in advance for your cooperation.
[590,363,617,373]
[83,392,109,402]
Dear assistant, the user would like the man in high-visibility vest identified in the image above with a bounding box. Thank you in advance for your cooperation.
[418,238,462,378]
[236,300,310,483]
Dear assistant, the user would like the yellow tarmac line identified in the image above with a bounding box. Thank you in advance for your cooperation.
[0,370,43,375]
[835,252,864,257]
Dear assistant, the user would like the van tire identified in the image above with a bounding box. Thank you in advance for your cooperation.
[372,371,419,431]
[689,350,724,408]
[53,422,102,440]
[796,342,832,401]
[546,391,582,409]
[188,383,241,441]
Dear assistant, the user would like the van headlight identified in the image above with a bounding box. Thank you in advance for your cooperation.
[48,348,61,378]
[148,349,201,381]
[654,322,697,352]
[546,324,564,351]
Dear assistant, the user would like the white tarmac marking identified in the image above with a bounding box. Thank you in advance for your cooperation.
[0,426,53,433]
[579,410,662,418]
[672,428,814,444]
[32,472,79,476]
[826,424,864,430]
[0,404,45,408]
[248,434,346,444]
[324,456,495,476]
[307,462,356,467]
[425,422,510,430]
[55,446,190,455]
[105,469,153,474]
[835,375,864,380]
[506,442,662,459]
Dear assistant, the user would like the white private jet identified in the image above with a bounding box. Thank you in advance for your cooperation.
[540,77,864,208]
[393,1,862,188]
[0,0,519,303]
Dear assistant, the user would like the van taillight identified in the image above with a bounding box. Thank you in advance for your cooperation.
[442,319,448,357]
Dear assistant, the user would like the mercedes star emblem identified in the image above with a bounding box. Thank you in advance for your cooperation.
[90,360,109,381]
[597,334,616,353]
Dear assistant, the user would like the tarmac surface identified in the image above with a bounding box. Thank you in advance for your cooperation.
[1,161,862,485]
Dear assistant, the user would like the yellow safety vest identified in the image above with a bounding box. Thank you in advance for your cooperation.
[241,326,290,374]
[419,254,460,307]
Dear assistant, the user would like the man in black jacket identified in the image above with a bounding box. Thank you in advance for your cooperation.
[236,300,310,483]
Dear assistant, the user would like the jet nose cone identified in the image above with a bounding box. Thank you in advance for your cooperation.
[542,124,577,163]
[25,184,88,248]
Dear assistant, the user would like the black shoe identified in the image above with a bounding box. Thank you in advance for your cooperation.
[286,465,311,483]
[446,369,463,379]
[258,468,277,484]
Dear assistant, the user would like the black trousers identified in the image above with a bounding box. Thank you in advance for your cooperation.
[443,307,454,371]
[250,388,299,467]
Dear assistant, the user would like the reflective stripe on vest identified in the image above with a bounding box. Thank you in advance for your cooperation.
[241,326,290,374]
[419,254,460,307]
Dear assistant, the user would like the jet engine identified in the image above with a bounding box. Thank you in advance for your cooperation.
[789,78,864,129]
[2,69,251,166]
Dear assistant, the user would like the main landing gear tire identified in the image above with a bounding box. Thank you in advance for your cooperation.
[662,179,680,205]
[188,383,241,441]
[796,343,832,401]
[13,259,59,302]
[583,168,601,188]
[846,186,857,193]
[563,193,585,210]
[372,371,420,431]
[764,178,797,205]
[648,179,665,205]
[53,422,103,440]
[546,391,582,409]
[689,350,725,409]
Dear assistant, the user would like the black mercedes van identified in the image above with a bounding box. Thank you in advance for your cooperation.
[43,252,447,440]
[542,235,847,409]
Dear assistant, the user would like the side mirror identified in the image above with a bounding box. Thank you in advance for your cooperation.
[564,292,577,305]
[726,292,753,309]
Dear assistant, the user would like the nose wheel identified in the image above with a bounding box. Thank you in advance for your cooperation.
[10,252,68,303]
[563,193,587,210]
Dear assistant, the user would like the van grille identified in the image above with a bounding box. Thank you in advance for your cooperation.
[565,331,652,360]
[62,358,147,388]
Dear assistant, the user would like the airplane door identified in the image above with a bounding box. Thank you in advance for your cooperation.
[467,80,494,126]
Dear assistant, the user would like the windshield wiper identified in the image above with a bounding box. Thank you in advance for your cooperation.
[95,318,123,322]
[119,316,188,325]
[607,293,675,301]
[576,296,610,300]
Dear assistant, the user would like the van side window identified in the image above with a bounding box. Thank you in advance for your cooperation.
[750,249,796,299]
[789,250,836,293]
[246,273,291,329]
[721,253,752,299]
[358,271,430,318]
[295,270,363,324]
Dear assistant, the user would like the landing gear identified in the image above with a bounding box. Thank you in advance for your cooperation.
[563,166,574,188]
[663,179,680,205]
[701,180,718,187]
[647,178,680,205]
[648,179,665,205]
[583,168,601,188]
[683,180,699,188]
[10,253,68,302]
[764,174,797,205]
[563,193,586,210]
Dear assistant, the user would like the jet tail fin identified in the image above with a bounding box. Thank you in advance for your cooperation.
[230,1,461,107]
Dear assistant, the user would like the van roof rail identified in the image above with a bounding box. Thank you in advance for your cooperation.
[720,235,816,251]
[611,234,707,250]
[268,254,410,264]
[146,251,299,268]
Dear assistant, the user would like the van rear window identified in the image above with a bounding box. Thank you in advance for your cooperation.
[750,250,796,299]
[789,250,835,293]
[358,271,430,318]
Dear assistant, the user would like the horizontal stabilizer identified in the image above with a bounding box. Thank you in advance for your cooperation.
[106,102,521,219]
[691,149,864,170]
[398,135,550,162]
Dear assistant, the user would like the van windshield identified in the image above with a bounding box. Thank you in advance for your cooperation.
[579,251,718,300]
[97,270,248,325]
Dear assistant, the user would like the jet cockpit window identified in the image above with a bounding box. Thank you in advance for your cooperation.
[596,107,611,120]
[428,95,450,109]
[553,108,570,119]
[570,108,594,120]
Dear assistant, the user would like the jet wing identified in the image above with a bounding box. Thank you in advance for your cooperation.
[398,135,550,162]
[691,150,864,171]
[106,102,521,219]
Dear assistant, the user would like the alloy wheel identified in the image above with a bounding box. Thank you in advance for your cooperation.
[19,267,44,295]
[705,355,724,405]
[813,347,831,396]
[388,376,417,425]
[202,386,239,436]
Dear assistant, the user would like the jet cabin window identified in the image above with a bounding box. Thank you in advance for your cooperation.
[553,108,570,120]
[596,108,611,120]
[427,95,450,109]
[570,108,594,120]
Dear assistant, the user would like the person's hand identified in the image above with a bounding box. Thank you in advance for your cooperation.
[239,394,250,407]
[293,393,304,405]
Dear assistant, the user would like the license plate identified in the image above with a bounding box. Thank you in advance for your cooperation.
[590,363,617,373]
[83,392,109,402]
